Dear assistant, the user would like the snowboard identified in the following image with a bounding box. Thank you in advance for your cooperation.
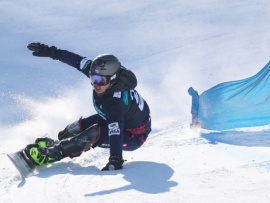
[7,149,36,179]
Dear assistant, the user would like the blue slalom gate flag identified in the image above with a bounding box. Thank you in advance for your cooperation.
[189,61,270,130]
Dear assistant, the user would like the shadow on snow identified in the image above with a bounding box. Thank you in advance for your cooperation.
[84,161,178,196]
[201,129,270,147]
[17,161,178,195]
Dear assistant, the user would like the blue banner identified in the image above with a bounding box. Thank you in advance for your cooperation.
[190,61,270,130]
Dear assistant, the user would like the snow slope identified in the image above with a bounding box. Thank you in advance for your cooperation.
[1,0,270,202]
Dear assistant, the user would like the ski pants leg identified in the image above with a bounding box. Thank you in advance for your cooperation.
[123,118,151,151]
[96,117,151,151]
[59,124,100,158]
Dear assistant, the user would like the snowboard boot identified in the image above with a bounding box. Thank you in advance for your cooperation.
[25,124,101,165]
[35,137,59,148]
[24,144,65,166]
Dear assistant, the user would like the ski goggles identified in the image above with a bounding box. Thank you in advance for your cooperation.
[90,74,110,86]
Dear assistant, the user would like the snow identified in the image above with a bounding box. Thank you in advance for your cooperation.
[1,0,270,202]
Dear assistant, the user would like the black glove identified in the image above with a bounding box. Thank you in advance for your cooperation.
[101,156,124,171]
[58,119,82,140]
[27,42,57,58]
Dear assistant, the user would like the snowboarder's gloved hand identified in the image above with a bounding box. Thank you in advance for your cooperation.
[58,118,82,140]
[27,42,57,58]
[101,156,124,171]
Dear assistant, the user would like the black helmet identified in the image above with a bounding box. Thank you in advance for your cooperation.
[90,54,121,77]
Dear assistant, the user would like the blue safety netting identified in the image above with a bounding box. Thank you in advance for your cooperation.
[189,61,270,130]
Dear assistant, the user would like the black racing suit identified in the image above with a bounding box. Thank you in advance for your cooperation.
[52,49,151,159]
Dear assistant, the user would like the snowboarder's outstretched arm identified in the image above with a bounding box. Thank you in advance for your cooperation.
[27,42,91,78]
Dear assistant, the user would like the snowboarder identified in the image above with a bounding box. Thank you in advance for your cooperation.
[24,42,151,171]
